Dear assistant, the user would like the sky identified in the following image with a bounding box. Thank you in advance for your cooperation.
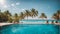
[0,0,60,19]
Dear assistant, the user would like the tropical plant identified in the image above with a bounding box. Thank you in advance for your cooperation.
[39,13,48,23]
[56,10,60,20]
[19,12,25,20]
[0,10,4,22]
[0,10,10,22]
[52,10,60,23]
[3,10,12,22]
[31,8,38,18]
[25,10,31,19]
[14,13,19,23]
[39,13,47,19]
[52,13,57,19]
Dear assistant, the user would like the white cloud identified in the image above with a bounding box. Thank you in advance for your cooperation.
[3,5,8,8]
[22,9,25,11]
[16,2,20,5]
[11,3,15,7]
[21,9,25,12]
[11,2,20,7]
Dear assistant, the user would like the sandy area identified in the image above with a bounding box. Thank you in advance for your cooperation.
[0,23,13,26]
[0,23,60,26]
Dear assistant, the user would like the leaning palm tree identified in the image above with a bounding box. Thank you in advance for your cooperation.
[0,10,11,22]
[56,10,60,23]
[0,10,4,22]
[19,12,25,20]
[8,17,13,23]
[39,13,47,19]
[35,10,38,16]
[52,13,57,24]
[52,13,57,20]
[3,10,12,22]
[14,13,19,23]
[39,13,48,24]
[56,10,60,20]
[25,10,31,19]
[31,8,38,18]
[52,10,60,23]
[4,10,11,16]
[0,10,2,18]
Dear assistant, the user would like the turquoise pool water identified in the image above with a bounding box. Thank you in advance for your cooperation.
[0,24,60,34]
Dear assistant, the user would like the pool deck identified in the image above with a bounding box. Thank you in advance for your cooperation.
[0,23,14,26]
[0,23,60,26]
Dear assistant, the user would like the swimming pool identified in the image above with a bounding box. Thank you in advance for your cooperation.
[0,24,60,34]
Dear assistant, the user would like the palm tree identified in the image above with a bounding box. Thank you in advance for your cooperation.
[39,13,48,24]
[35,10,38,16]
[56,10,60,20]
[52,13,57,19]
[3,10,12,22]
[8,17,13,23]
[31,8,38,18]
[52,10,60,23]
[39,13,47,19]
[14,13,19,23]
[52,13,57,24]
[0,10,3,22]
[19,12,25,20]
[0,10,8,22]
[25,10,31,19]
